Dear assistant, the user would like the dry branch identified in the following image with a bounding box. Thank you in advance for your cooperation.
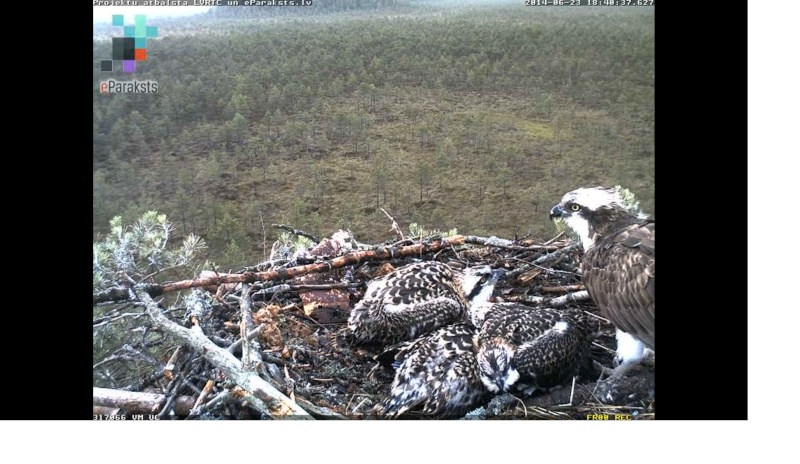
[272,224,319,244]
[255,283,361,296]
[511,290,591,307]
[133,287,312,419]
[228,323,266,354]
[93,387,195,415]
[464,235,563,251]
[164,346,186,381]
[539,285,585,294]
[380,207,405,241]
[96,235,470,303]
[189,380,216,416]
[532,242,581,265]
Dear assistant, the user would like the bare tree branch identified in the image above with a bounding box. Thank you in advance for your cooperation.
[272,224,319,244]
[133,287,312,419]
[93,387,195,416]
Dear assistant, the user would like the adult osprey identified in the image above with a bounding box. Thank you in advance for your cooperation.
[549,186,654,379]
[373,322,488,418]
[473,303,596,394]
[346,262,505,345]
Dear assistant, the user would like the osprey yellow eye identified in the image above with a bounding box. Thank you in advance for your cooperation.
[570,204,581,212]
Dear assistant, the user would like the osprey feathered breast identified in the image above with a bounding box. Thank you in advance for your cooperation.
[373,322,489,418]
[346,261,504,345]
[549,186,654,377]
[474,303,596,394]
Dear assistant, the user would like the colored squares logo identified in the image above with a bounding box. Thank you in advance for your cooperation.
[100,15,158,74]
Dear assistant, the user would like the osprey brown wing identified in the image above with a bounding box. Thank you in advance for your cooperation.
[581,221,655,349]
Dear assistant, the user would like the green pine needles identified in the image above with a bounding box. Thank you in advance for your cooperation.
[93,211,207,295]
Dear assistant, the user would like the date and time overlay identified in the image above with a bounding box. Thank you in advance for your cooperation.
[526,0,654,6]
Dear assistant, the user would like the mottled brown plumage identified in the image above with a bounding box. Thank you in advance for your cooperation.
[475,303,596,394]
[582,221,655,350]
[346,262,503,345]
[373,323,489,418]
[550,186,655,368]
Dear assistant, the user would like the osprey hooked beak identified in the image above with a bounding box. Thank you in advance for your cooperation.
[549,204,564,220]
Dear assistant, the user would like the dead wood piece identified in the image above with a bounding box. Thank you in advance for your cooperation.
[93,387,195,415]
[547,290,590,306]
[189,380,216,416]
[514,290,591,307]
[539,285,585,294]
[237,283,259,368]
[294,273,352,324]
[308,230,354,257]
[295,395,347,420]
[164,346,187,381]
[134,288,312,419]
[542,232,566,246]
[531,242,581,265]
[380,207,405,241]
[516,267,543,284]
[272,224,319,244]
[93,405,121,416]
[260,283,361,294]
[464,235,564,251]
[95,235,470,304]
[228,323,267,354]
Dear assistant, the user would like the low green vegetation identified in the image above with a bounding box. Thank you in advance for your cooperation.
[93,1,654,269]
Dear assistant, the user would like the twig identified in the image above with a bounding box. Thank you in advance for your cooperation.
[237,283,258,368]
[547,290,591,307]
[510,290,590,307]
[201,390,233,414]
[228,324,267,354]
[254,282,362,297]
[157,370,184,418]
[93,344,161,370]
[163,346,186,381]
[272,224,319,244]
[464,235,563,251]
[539,285,585,294]
[380,207,405,241]
[584,310,612,324]
[294,395,347,419]
[543,231,566,246]
[133,287,312,419]
[592,341,615,354]
[511,394,528,418]
[352,398,369,414]
[532,242,580,265]
[92,311,145,327]
[231,385,274,418]
[188,380,216,417]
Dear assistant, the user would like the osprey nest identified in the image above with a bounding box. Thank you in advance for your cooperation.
[92,227,655,420]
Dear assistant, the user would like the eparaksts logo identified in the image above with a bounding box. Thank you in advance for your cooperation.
[100,79,159,94]
[99,14,157,73]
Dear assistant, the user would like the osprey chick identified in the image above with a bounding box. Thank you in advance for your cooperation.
[549,186,654,379]
[373,322,488,418]
[474,303,596,394]
[346,262,504,345]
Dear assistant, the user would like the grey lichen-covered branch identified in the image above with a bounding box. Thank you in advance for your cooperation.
[515,290,591,307]
[133,287,313,419]
[95,234,576,304]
